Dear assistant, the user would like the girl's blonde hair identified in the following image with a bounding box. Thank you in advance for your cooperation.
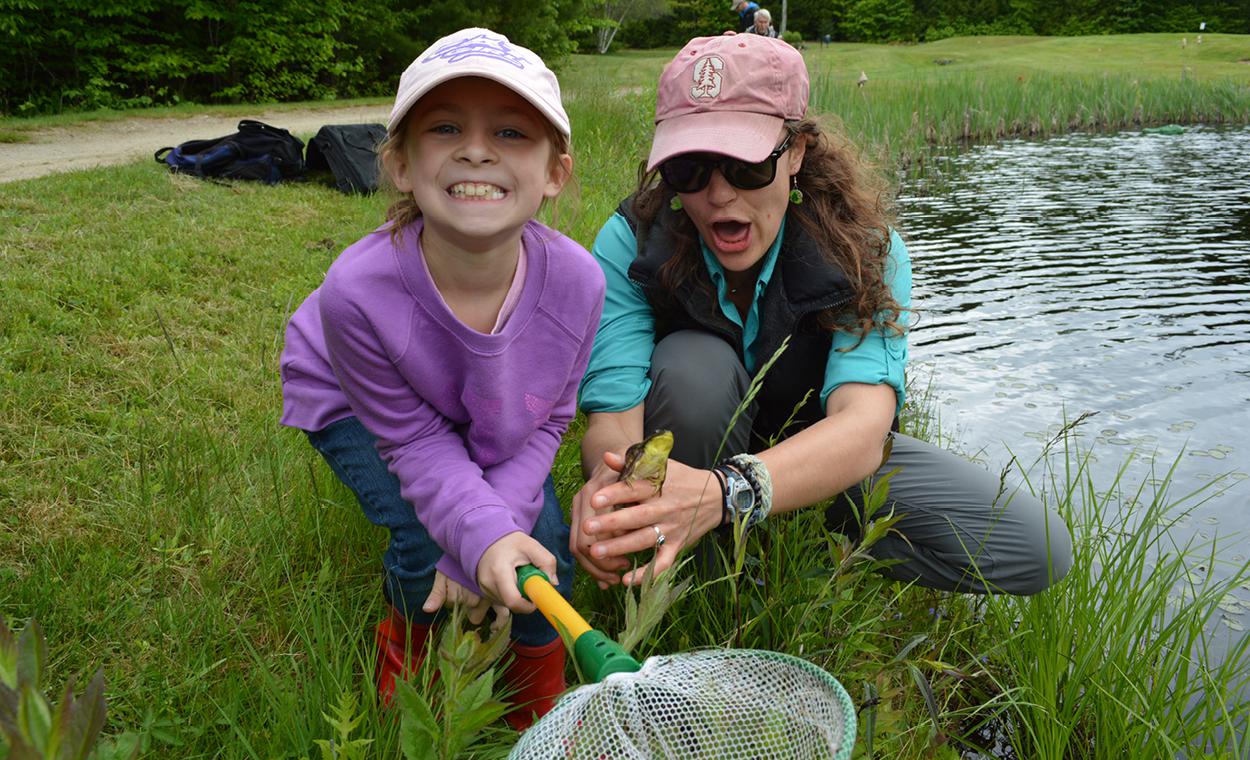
[376,109,574,244]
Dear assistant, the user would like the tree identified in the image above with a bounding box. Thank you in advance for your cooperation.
[0,0,599,114]
[841,0,914,41]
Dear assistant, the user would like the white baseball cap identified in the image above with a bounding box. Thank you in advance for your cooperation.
[388,28,570,138]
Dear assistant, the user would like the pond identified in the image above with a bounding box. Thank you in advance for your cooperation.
[898,124,1250,622]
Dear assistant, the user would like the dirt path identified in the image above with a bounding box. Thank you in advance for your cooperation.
[0,105,391,184]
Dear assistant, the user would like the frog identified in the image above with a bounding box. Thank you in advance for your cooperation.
[618,429,674,496]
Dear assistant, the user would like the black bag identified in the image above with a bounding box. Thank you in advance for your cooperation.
[305,123,388,195]
[154,119,305,184]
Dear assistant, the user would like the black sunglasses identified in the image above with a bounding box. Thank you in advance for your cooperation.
[659,134,795,194]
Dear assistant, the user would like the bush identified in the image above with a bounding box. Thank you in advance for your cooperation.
[923,17,1035,42]
[781,30,804,46]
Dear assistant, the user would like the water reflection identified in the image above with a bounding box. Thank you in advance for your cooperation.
[898,125,1250,614]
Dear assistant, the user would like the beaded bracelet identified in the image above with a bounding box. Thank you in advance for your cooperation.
[710,466,731,526]
[723,453,774,527]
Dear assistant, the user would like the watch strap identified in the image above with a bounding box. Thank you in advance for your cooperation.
[724,454,773,527]
[715,460,770,529]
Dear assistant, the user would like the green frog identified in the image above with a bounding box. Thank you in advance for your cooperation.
[618,430,674,496]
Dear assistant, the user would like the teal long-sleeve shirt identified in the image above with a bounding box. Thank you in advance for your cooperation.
[578,213,912,416]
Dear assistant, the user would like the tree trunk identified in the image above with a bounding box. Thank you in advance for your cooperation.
[597,25,621,54]
[597,1,633,54]
[779,0,787,35]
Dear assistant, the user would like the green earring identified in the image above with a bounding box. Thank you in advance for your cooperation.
[670,195,683,211]
[789,178,804,205]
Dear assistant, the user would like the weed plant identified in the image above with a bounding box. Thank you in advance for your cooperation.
[980,432,1250,759]
[2,32,1249,758]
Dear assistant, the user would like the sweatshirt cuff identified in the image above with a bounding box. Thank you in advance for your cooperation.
[453,505,524,592]
[434,555,479,595]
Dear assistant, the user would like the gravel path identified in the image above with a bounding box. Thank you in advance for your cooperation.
[0,105,391,184]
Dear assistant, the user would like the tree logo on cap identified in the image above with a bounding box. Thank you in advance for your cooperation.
[690,55,724,99]
[423,33,528,69]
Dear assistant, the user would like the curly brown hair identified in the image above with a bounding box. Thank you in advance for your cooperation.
[631,116,908,341]
[376,111,574,245]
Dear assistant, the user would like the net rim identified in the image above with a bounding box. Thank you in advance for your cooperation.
[724,649,857,760]
[509,647,858,760]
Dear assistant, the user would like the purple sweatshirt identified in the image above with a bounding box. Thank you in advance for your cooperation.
[280,219,606,593]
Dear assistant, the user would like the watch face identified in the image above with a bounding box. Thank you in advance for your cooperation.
[729,476,754,511]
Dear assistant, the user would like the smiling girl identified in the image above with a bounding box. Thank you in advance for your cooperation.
[279,28,604,728]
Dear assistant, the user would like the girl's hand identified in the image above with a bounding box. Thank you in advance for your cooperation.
[477,532,558,614]
[579,459,724,586]
[570,450,633,587]
[422,570,508,630]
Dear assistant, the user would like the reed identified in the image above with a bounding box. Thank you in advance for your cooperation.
[560,33,1250,184]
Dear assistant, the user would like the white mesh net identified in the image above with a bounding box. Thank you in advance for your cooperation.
[509,649,856,760]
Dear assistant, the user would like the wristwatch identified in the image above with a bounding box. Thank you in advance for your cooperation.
[721,467,757,526]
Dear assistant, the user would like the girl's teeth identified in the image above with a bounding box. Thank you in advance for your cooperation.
[450,182,505,200]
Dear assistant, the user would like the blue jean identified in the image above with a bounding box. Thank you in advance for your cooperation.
[306,416,573,646]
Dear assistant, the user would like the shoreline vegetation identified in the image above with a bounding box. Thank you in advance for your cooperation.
[2,34,1249,758]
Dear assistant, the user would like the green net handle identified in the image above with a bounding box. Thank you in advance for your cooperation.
[516,565,642,682]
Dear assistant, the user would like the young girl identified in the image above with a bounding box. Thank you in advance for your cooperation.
[279,28,605,730]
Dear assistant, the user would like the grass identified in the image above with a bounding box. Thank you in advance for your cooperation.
[2,33,1249,758]
[560,33,1250,187]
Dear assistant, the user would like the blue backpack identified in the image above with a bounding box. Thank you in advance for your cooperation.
[154,119,305,184]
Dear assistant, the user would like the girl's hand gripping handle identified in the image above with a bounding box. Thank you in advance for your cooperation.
[516,565,642,682]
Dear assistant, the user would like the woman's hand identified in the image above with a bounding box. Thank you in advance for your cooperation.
[422,570,507,630]
[476,531,557,615]
[571,450,634,587]
[578,458,724,586]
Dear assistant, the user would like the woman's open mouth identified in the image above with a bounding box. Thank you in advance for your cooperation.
[710,220,751,252]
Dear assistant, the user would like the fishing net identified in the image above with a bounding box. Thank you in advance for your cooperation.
[509,648,855,760]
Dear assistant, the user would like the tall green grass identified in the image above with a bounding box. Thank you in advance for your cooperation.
[561,33,1250,182]
[981,434,1250,759]
[2,33,1249,758]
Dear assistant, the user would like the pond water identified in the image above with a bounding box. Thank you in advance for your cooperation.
[897,125,1250,621]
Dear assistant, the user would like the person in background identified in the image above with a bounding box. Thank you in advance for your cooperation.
[571,33,1072,601]
[731,0,760,32]
[749,8,778,37]
[279,27,605,729]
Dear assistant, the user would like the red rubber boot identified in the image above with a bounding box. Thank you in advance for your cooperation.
[374,605,432,706]
[502,638,567,731]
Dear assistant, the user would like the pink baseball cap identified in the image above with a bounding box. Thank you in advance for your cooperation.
[647,34,809,171]
[388,28,570,138]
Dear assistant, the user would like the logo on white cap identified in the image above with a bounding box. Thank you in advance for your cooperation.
[690,55,724,99]
[422,32,529,69]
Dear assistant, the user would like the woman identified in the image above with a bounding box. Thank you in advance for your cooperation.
[572,32,1072,596]
[749,8,778,36]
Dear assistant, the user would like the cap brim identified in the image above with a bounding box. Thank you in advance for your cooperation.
[646,111,785,171]
[388,68,570,137]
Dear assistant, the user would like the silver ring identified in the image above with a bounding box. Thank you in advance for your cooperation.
[653,525,667,547]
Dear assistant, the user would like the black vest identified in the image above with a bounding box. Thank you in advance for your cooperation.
[617,196,856,450]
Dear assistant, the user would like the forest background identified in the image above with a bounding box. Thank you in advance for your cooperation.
[4,0,1248,116]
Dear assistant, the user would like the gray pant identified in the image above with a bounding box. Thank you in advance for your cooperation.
[644,330,1073,595]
